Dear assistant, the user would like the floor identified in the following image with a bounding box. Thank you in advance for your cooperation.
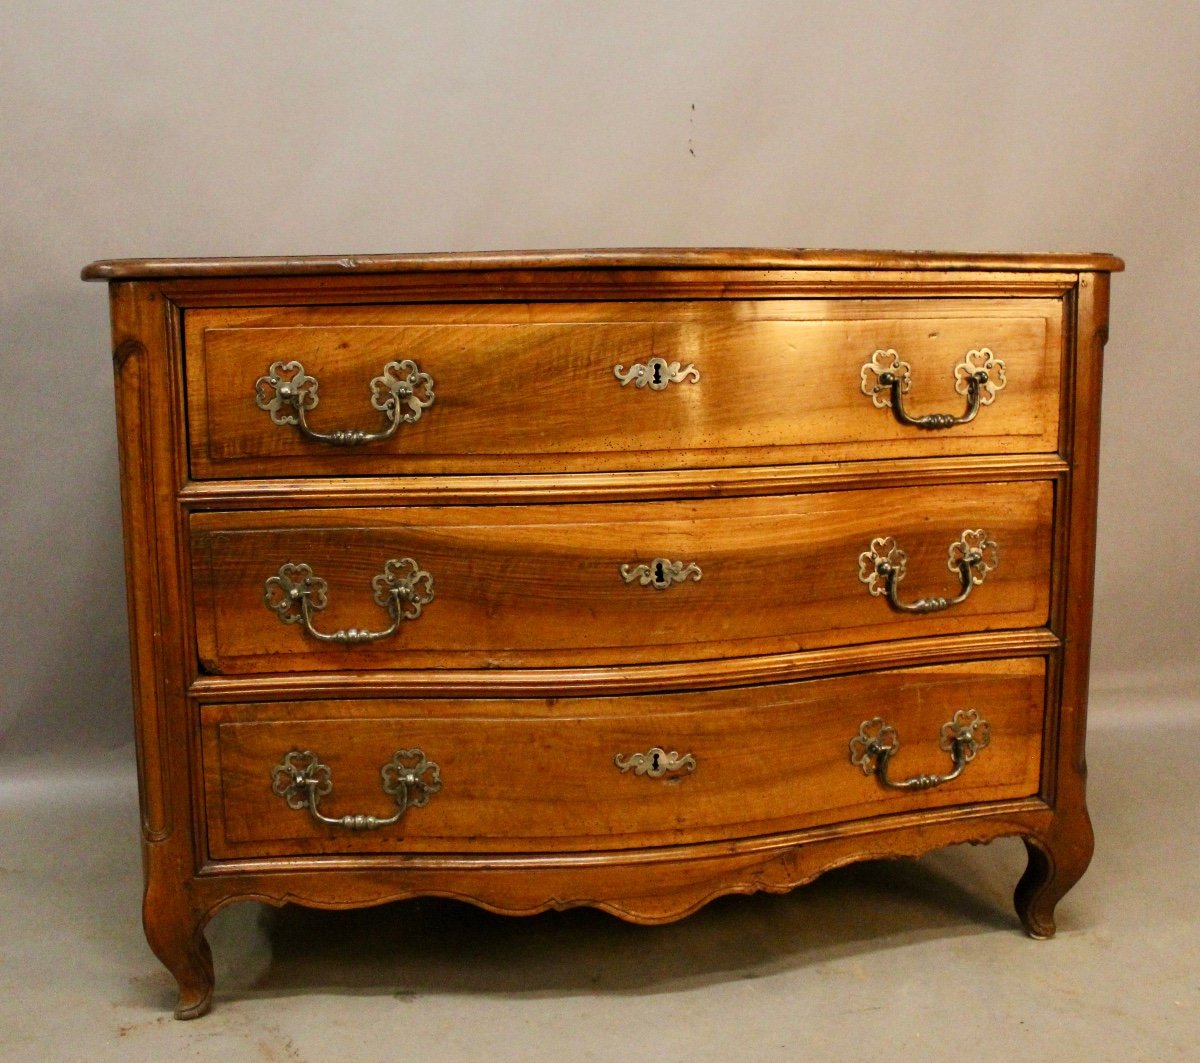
[1,683,1196,1063]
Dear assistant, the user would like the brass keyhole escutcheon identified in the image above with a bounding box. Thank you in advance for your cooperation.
[620,558,702,590]
[614,747,697,779]
[613,357,700,390]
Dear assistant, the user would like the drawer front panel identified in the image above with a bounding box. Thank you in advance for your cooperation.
[185,299,1063,478]
[201,658,1046,858]
[191,482,1054,673]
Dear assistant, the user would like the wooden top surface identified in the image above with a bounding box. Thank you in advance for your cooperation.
[81,247,1123,280]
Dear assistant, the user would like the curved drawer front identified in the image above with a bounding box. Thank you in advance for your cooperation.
[191,481,1054,674]
[185,298,1063,478]
[201,658,1046,858]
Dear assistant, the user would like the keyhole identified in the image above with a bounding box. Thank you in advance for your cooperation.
[651,751,661,772]
[652,362,663,385]
[654,560,666,584]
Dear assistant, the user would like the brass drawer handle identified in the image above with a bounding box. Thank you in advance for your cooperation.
[254,358,434,445]
[271,749,441,830]
[860,347,1006,429]
[613,357,700,390]
[620,559,702,590]
[858,529,998,614]
[850,709,991,791]
[264,558,433,644]
[614,747,697,779]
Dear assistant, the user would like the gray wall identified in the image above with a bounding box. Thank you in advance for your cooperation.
[3,0,1198,754]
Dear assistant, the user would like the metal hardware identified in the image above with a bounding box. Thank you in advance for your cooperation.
[270,749,441,830]
[254,358,434,445]
[263,558,434,644]
[613,357,700,391]
[860,347,1006,429]
[614,747,697,779]
[620,558,702,590]
[849,709,991,790]
[858,529,998,614]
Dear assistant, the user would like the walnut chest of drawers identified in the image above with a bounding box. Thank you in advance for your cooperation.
[83,248,1122,1017]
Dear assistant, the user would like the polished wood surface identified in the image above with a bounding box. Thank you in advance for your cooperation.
[1014,270,1110,939]
[186,299,1062,477]
[83,246,1125,279]
[89,248,1118,1016]
[189,629,1060,703]
[161,269,1083,308]
[191,482,1054,673]
[179,453,1068,508]
[203,659,1044,857]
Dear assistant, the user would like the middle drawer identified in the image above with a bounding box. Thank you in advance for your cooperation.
[192,482,1052,673]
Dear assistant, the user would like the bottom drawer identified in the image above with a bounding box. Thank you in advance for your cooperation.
[201,658,1046,859]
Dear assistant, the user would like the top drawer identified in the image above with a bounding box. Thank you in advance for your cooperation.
[184,298,1064,479]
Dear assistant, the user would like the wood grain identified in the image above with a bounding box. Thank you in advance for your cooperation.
[190,481,1055,673]
[160,270,1081,308]
[82,246,1125,279]
[188,629,1060,703]
[201,658,1045,858]
[185,298,1063,477]
[178,454,1070,509]
[86,248,1118,1016]
[1014,271,1110,938]
[108,280,213,1018]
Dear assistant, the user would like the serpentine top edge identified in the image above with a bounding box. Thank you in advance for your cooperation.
[81,247,1123,280]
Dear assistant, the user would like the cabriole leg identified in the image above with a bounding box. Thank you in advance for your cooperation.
[1014,821,1094,939]
[142,882,215,1019]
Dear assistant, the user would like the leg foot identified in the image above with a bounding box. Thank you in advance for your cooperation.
[170,936,214,1020]
[1014,822,1093,939]
[1014,838,1058,938]
[143,887,215,1019]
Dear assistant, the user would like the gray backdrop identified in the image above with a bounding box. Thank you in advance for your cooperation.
[3,0,1198,756]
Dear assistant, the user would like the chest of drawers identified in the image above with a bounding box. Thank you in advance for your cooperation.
[83,248,1121,1017]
